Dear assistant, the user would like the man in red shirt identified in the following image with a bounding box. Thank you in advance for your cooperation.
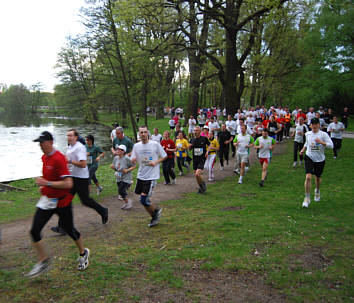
[26,131,90,278]
[296,109,306,123]
[160,130,176,185]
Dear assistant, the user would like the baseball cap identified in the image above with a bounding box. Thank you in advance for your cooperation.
[310,117,320,124]
[117,144,127,152]
[33,131,54,142]
[203,125,209,129]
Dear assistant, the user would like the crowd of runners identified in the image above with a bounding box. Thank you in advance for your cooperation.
[19,104,349,277]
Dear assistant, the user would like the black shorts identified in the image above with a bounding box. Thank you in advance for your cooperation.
[305,155,325,177]
[135,179,153,195]
[193,157,206,171]
[117,181,131,199]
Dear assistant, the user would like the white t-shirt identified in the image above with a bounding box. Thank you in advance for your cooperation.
[294,124,308,143]
[209,121,220,136]
[234,134,253,155]
[255,136,276,158]
[327,122,345,139]
[225,120,237,135]
[168,119,175,127]
[246,116,255,129]
[306,112,316,124]
[66,142,89,178]
[304,130,333,162]
[150,133,162,143]
[188,118,197,132]
[131,140,167,180]
[236,124,254,135]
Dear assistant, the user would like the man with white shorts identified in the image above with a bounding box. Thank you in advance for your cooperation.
[233,125,254,184]
[300,118,333,208]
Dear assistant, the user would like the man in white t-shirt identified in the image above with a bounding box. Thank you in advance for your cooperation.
[233,125,254,184]
[327,116,345,159]
[291,117,308,167]
[300,118,333,208]
[51,129,108,235]
[208,116,220,137]
[306,107,316,126]
[225,115,237,157]
[188,115,197,138]
[131,126,167,227]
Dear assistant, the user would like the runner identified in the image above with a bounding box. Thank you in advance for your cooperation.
[51,129,108,235]
[175,131,190,176]
[233,125,254,184]
[188,115,197,139]
[160,130,177,185]
[189,126,210,193]
[208,116,220,138]
[27,131,89,278]
[218,123,232,170]
[111,145,136,210]
[204,131,220,181]
[299,118,333,208]
[291,116,308,167]
[131,126,167,227]
[111,127,134,156]
[225,115,237,157]
[150,128,162,143]
[85,135,105,195]
[254,129,276,187]
[327,116,345,159]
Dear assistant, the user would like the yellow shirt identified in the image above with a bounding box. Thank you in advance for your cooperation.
[176,138,189,158]
[208,138,219,155]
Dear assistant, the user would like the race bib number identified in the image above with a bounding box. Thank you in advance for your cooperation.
[269,127,276,132]
[194,148,203,156]
[143,156,153,166]
[177,143,183,148]
[36,196,58,210]
[310,142,320,151]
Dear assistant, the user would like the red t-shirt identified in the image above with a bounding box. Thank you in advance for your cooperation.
[277,117,285,127]
[40,150,73,208]
[296,113,306,121]
[160,139,176,158]
[262,119,269,129]
[173,116,179,124]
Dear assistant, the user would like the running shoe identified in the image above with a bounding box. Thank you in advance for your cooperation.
[25,258,50,278]
[164,182,171,185]
[121,203,127,209]
[293,161,297,168]
[97,186,103,195]
[259,180,264,187]
[234,169,240,174]
[78,248,90,271]
[314,190,320,202]
[220,166,224,171]
[118,195,123,200]
[50,226,67,235]
[148,208,162,227]
[238,177,243,184]
[333,156,337,159]
[208,178,215,182]
[171,178,176,185]
[302,197,310,208]
[125,199,133,210]
[101,207,109,224]
[178,172,183,176]
[245,167,249,173]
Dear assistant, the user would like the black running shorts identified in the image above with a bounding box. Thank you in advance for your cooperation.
[135,179,153,195]
[304,155,325,177]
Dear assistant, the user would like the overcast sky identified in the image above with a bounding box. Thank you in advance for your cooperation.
[0,0,86,92]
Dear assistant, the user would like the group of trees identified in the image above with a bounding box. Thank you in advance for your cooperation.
[53,0,353,132]
[0,83,55,118]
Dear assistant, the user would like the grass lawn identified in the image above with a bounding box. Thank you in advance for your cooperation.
[1,139,353,302]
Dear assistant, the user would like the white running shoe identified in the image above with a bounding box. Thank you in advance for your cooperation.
[302,197,310,208]
[125,199,132,210]
[220,167,224,171]
[25,258,50,278]
[178,172,183,176]
[118,195,123,200]
[171,178,176,185]
[208,178,214,182]
[238,177,243,184]
[78,248,90,271]
[121,203,127,209]
[293,161,297,168]
[314,190,320,202]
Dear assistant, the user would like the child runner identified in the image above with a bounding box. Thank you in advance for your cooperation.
[254,129,276,187]
[111,145,136,210]
[175,131,190,176]
[85,135,105,195]
[204,131,220,181]
[299,118,333,208]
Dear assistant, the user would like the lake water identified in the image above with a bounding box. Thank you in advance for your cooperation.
[0,115,113,182]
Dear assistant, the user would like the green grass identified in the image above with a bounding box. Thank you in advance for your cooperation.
[1,139,354,302]
[345,117,354,132]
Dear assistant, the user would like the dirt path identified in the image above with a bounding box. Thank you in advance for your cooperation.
[0,141,287,253]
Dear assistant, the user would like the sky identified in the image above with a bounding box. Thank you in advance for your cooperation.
[0,0,86,92]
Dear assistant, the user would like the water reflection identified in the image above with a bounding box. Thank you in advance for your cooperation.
[0,115,113,182]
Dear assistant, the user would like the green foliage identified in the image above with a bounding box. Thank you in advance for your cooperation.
[0,84,31,117]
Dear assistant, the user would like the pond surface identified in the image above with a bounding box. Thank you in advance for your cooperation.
[0,114,113,182]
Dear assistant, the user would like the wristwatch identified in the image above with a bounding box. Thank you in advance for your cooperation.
[47,182,53,187]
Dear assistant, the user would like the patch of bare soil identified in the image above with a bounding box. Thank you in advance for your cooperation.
[221,205,244,211]
[121,268,287,303]
[289,246,332,272]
